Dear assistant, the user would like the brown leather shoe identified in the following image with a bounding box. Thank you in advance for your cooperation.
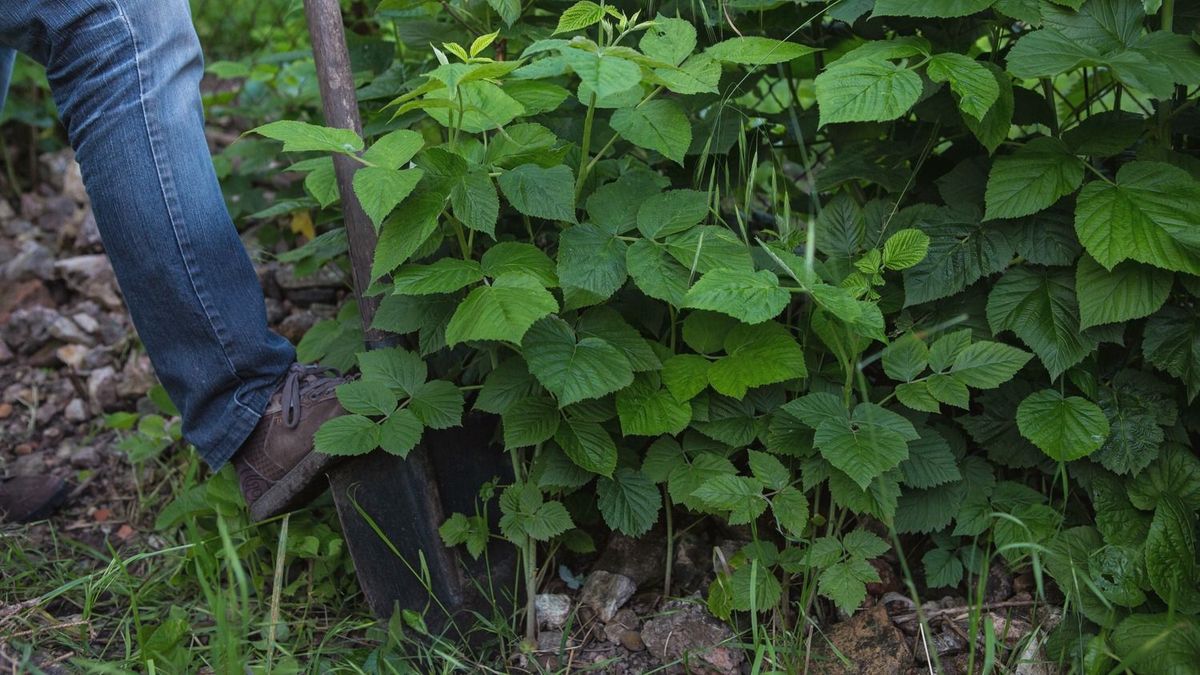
[234,363,352,521]
[0,474,69,523]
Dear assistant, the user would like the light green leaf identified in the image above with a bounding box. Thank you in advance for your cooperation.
[627,239,691,306]
[1076,255,1172,330]
[882,333,929,383]
[370,190,443,280]
[706,37,819,65]
[926,52,1000,120]
[392,258,483,295]
[451,169,499,237]
[964,63,1015,153]
[986,266,1095,380]
[1016,389,1109,461]
[949,341,1033,388]
[819,559,877,615]
[1076,162,1200,274]
[576,307,661,372]
[481,242,558,287]
[640,16,696,66]
[358,348,426,396]
[558,223,628,300]
[610,100,692,165]
[662,354,711,401]
[615,375,691,436]
[684,268,789,324]
[637,190,709,239]
[1110,614,1200,675]
[772,486,809,537]
[749,450,790,491]
[709,322,807,398]
[984,138,1084,220]
[693,475,768,524]
[498,163,577,223]
[502,397,560,448]
[554,1,605,34]
[597,468,661,536]
[522,316,634,407]
[445,273,559,345]
[315,414,380,456]
[363,129,424,169]
[555,416,618,476]
[486,0,520,25]
[439,512,490,559]
[336,381,397,417]
[814,403,917,490]
[873,0,996,17]
[379,409,423,457]
[814,59,922,126]
[881,228,930,270]
[562,48,642,100]
[353,167,424,230]
[250,120,363,154]
[408,379,464,429]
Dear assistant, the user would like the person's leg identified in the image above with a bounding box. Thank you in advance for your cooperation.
[0,48,14,112]
[0,0,296,469]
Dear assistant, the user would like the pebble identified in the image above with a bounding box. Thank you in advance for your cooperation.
[87,366,119,411]
[579,571,637,623]
[0,402,12,419]
[64,398,87,422]
[72,313,100,334]
[71,446,100,469]
[534,593,572,630]
[0,340,11,364]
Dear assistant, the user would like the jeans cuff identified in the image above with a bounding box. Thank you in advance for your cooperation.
[199,381,276,471]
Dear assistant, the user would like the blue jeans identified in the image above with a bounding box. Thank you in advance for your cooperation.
[0,0,296,469]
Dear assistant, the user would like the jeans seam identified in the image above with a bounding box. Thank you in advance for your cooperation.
[108,0,259,418]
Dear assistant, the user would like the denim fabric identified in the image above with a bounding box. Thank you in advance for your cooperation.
[0,49,13,112]
[0,0,296,468]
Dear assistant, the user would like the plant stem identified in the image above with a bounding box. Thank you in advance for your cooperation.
[524,535,537,645]
[662,488,674,598]
[1040,79,1059,135]
[575,92,598,201]
[1158,0,1176,148]
[0,134,20,200]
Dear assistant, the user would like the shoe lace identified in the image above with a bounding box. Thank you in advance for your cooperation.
[282,363,344,429]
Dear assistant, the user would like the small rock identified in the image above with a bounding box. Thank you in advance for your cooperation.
[1,306,59,355]
[641,599,744,675]
[56,255,123,309]
[0,340,12,364]
[604,608,640,643]
[915,629,967,662]
[619,630,645,652]
[812,604,912,674]
[275,263,346,290]
[866,558,900,595]
[985,564,1014,603]
[0,239,55,281]
[987,612,1033,648]
[672,530,711,590]
[579,571,637,623]
[535,593,572,630]
[56,344,90,369]
[115,524,136,541]
[277,310,319,343]
[0,278,53,323]
[72,313,100,334]
[74,208,102,250]
[71,446,100,469]
[61,156,89,204]
[87,366,119,411]
[116,354,156,400]
[64,398,88,422]
[12,452,45,475]
[49,314,94,345]
[881,591,915,612]
[0,402,12,419]
[0,196,14,221]
[14,442,34,456]
[264,297,288,325]
[594,531,666,586]
[92,507,112,523]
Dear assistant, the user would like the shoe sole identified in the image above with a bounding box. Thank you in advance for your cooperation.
[248,451,341,522]
[17,479,70,523]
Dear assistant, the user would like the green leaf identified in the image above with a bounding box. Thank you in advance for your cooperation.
[576,307,661,371]
[926,52,1000,121]
[881,228,930,270]
[597,468,661,536]
[451,169,499,237]
[902,207,1015,306]
[814,59,923,126]
[627,239,691,306]
[497,163,577,223]
[706,36,819,65]
[662,354,711,401]
[1110,614,1200,675]
[379,409,423,457]
[445,273,559,345]
[1143,307,1200,401]
[669,453,738,512]
[819,559,877,615]
[353,167,424,230]
[392,258,483,295]
[693,475,768,524]
[615,375,691,436]
[336,381,397,417]
[315,414,380,456]
[1075,161,1200,275]
[900,430,962,488]
[729,562,783,612]
[709,322,807,398]
[358,348,426,396]
[814,403,917,490]
[772,486,809,537]
[895,381,941,413]
[640,16,696,66]
[558,224,628,300]
[642,436,685,483]
[486,0,520,25]
[1016,389,1109,461]
[1076,255,1172,329]
[480,242,558,287]
[895,483,965,533]
[1129,445,1200,511]
[964,63,1014,153]
[948,341,1033,388]
[439,513,490,559]
[554,1,605,34]
[987,266,1095,380]
[610,100,692,165]
[882,333,929,383]
[873,0,996,17]
[502,397,560,448]
[749,450,790,491]
[637,190,709,239]
[684,268,789,324]
[408,380,464,429]
[923,548,965,588]
[984,138,1084,220]
[302,160,339,208]
[371,190,443,280]
[426,81,526,133]
[555,417,618,476]
[250,120,363,154]
[522,316,634,407]
[1144,497,1200,610]
[562,48,642,100]
[363,129,424,169]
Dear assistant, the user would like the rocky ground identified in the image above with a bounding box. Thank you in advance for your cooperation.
[0,150,1061,674]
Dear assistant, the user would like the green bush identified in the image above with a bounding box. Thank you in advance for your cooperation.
[253,0,1200,670]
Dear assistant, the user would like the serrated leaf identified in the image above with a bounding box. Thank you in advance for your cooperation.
[902,207,1015,306]
[336,381,398,417]
[562,48,642,100]
[684,268,789,324]
[555,417,618,476]
[392,258,483,295]
[363,129,424,169]
[987,266,1095,380]
[1143,307,1200,401]
[1075,162,1200,275]
[408,380,464,429]
[353,167,424,229]
[315,414,380,456]
[693,475,768,524]
[637,190,709,239]
[984,138,1084,220]
[709,322,807,398]
[610,100,692,165]
[772,486,809,537]
[558,223,628,300]
[883,333,929,383]
[662,354,711,401]
[451,169,499,237]
[523,316,634,407]
[926,52,1000,121]
[706,36,819,65]
[815,59,922,126]
[748,450,790,491]
[554,1,605,34]
[481,242,558,287]
[627,239,691,306]
[445,273,559,345]
[615,375,691,436]
[814,403,916,490]
[597,468,661,536]
[502,397,560,448]
[668,453,738,512]
[1110,614,1200,675]
[949,341,1033,388]
[819,559,877,615]
[923,548,965,588]
[359,348,426,396]
[379,408,423,457]
[640,16,696,66]
[873,0,996,17]
[1016,389,1109,461]
[1076,255,1172,330]
[439,512,490,559]
[882,228,930,270]
[900,430,962,488]
[250,120,363,154]
[498,163,576,223]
